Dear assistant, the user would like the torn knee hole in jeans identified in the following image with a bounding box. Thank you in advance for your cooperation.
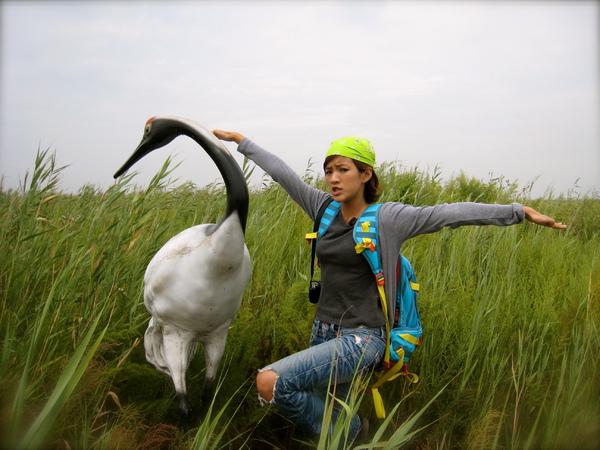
[257,367,278,406]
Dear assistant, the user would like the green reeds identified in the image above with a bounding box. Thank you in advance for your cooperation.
[1,149,598,448]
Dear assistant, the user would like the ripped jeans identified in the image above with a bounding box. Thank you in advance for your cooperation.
[258,319,386,441]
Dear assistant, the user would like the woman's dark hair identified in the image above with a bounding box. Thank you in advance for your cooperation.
[324,155,381,204]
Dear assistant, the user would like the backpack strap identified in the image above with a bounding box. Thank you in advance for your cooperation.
[353,204,384,285]
[308,198,335,282]
[317,200,341,239]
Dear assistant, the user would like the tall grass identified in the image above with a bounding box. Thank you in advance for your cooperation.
[1,148,598,448]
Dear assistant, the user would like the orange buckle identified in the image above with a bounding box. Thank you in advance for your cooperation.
[401,363,409,375]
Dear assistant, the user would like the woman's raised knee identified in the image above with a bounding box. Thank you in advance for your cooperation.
[256,369,278,402]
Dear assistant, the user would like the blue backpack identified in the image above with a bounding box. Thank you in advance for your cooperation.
[308,200,422,418]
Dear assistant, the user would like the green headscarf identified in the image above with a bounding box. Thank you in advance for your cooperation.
[326,137,376,167]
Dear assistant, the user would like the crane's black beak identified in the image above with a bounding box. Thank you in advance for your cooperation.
[113,140,152,179]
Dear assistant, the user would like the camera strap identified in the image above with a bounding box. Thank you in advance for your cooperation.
[309,197,334,282]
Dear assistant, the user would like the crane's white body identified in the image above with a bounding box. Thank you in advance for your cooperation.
[143,212,251,409]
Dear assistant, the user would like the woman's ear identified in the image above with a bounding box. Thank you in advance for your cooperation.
[362,167,373,183]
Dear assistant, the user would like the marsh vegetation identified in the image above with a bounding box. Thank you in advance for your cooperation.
[1,149,598,448]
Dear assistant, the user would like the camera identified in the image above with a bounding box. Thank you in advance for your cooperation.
[308,281,321,304]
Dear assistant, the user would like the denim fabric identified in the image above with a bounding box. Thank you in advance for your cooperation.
[259,319,386,442]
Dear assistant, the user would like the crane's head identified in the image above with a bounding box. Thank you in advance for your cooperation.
[114,117,179,178]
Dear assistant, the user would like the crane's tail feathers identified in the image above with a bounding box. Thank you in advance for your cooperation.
[144,318,200,379]
[144,318,172,376]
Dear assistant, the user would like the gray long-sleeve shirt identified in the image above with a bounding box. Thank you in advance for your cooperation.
[238,138,525,327]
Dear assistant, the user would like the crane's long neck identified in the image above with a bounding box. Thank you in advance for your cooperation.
[179,120,249,233]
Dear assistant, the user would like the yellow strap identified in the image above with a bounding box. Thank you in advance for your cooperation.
[355,241,372,253]
[410,281,420,292]
[399,333,421,346]
[368,286,422,418]
[371,387,386,419]
[370,349,405,390]
[369,350,405,420]
[305,232,318,240]
[386,370,420,384]
[406,372,420,383]
[377,284,391,364]
[370,363,419,419]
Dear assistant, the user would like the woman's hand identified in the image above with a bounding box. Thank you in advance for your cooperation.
[523,206,566,229]
[213,130,245,144]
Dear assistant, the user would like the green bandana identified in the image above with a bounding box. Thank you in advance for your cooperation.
[326,137,376,167]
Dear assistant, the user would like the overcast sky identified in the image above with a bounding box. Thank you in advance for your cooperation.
[1,1,598,198]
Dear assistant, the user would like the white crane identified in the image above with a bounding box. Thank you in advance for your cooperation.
[114,116,252,423]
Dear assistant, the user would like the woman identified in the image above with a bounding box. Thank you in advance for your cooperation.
[213,130,566,443]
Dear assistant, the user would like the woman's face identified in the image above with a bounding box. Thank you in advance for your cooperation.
[324,156,372,204]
